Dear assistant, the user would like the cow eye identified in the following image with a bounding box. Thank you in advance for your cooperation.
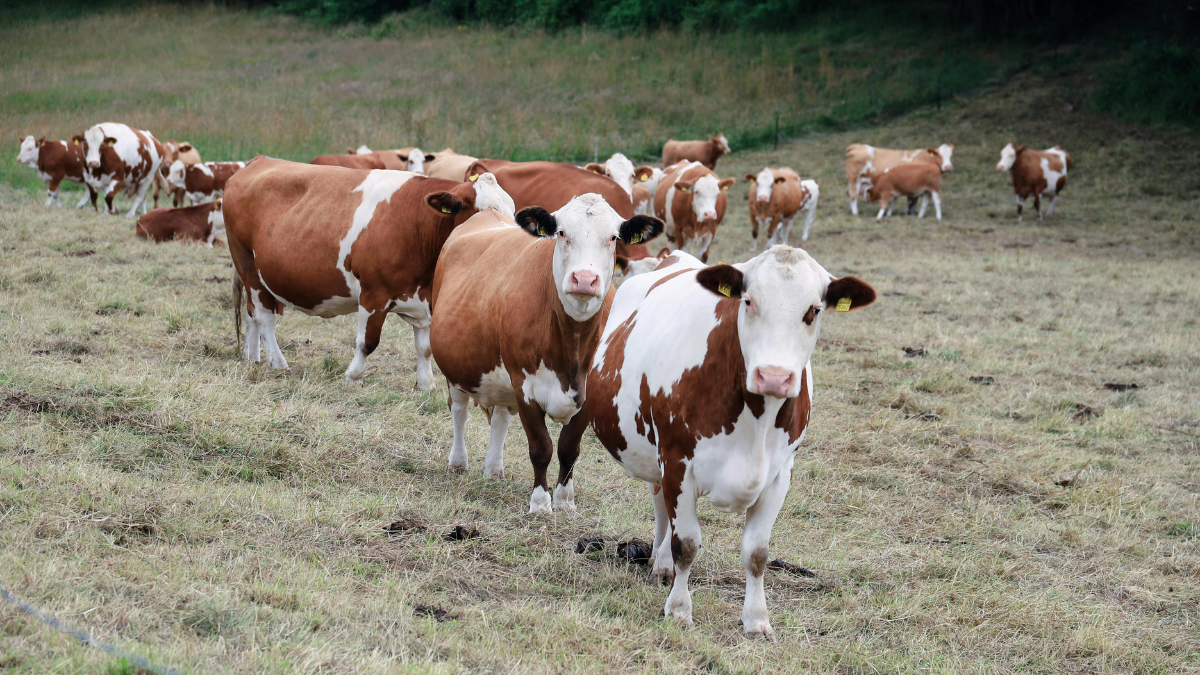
[557,230,567,238]
[609,234,619,242]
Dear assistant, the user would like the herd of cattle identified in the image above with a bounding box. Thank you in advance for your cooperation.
[14,122,1073,638]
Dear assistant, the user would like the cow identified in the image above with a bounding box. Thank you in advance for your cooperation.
[135,199,224,247]
[585,153,656,200]
[863,163,942,221]
[430,194,663,513]
[844,144,953,215]
[426,148,479,181]
[16,135,91,209]
[311,152,406,171]
[153,141,201,208]
[78,123,164,218]
[996,143,1071,221]
[387,147,435,176]
[662,133,731,170]
[223,157,514,390]
[588,245,875,637]
[167,161,245,205]
[745,168,819,249]
[654,161,735,262]
[465,159,658,266]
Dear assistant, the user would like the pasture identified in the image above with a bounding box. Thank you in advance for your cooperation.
[1,6,1198,674]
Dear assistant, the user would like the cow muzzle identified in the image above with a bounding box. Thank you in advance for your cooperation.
[943,164,953,172]
[701,210,717,221]
[567,271,601,297]
[753,366,795,398]
[756,194,769,203]
[87,160,100,169]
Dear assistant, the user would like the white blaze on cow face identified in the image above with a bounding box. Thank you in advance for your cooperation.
[82,126,107,168]
[735,246,834,399]
[937,143,955,172]
[167,160,187,189]
[715,132,732,155]
[17,136,38,168]
[689,173,721,222]
[403,147,429,175]
[470,172,515,217]
[753,168,776,203]
[551,193,624,321]
[604,153,637,197]
[997,143,1018,172]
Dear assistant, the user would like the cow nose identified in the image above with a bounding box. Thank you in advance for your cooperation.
[568,271,600,296]
[756,194,769,202]
[943,164,953,171]
[754,366,795,397]
[702,210,717,221]
[996,164,1004,171]
[87,160,99,168]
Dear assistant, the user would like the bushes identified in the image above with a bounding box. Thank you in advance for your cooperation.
[1095,41,1200,127]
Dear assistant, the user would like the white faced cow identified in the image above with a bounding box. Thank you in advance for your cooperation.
[589,246,875,638]
[80,123,164,218]
[996,143,1072,221]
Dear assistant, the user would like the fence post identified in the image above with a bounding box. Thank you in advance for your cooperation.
[774,114,780,150]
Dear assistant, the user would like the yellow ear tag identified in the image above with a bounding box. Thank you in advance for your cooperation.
[836,297,852,312]
[73,139,80,145]
[718,282,731,297]
[722,185,729,191]
[468,174,478,182]
[441,205,452,214]
[678,185,688,192]
[639,175,648,181]
[630,233,642,244]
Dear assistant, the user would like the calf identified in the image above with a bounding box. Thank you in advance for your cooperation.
[431,195,663,513]
[745,167,818,248]
[16,135,91,209]
[588,246,875,637]
[864,163,943,220]
[153,141,201,208]
[654,161,735,262]
[996,143,1071,221]
[223,157,513,390]
[79,123,164,218]
[167,161,245,204]
[844,144,953,215]
[136,200,224,247]
[662,133,731,170]
[426,148,479,181]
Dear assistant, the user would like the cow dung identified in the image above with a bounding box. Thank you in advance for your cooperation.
[1103,382,1138,392]
[383,518,424,535]
[617,539,652,565]
[576,536,604,554]
[444,525,481,541]
[767,559,816,577]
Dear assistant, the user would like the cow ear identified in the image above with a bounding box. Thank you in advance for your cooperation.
[618,215,663,245]
[926,147,938,156]
[614,255,629,273]
[656,247,670,260]
[696,264,744,299]
[465,160,488,183]
[516,206,556,237]
[72,135,84,146]
[425,191,463,216]
[36,135,46,147]
[674,181,693,193]
[178,143,193,153]
[396,153,409,162]
[424,153,435,162]
[347,147,356,154]
[584,163,604,174]
[1014,144,1026,153]
[825,276,876,311]
[718,178,735,191]
[744,173,757,182]
[634,166,654,182]
[774,176,786,184]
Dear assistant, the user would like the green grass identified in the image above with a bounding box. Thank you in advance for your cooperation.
[1,5,1199,675]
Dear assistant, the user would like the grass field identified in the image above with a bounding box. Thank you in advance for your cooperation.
[2,6,1199,675]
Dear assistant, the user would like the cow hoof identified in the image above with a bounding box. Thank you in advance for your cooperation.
[483,466,504,480]
[345,372,364,384]
[414,377,435,392]
[650,566,674,587]
[665,610,693,628]
[552,480,576,511]
[448,460,468,474]
[743,622,776,641]
[528,486,552,514]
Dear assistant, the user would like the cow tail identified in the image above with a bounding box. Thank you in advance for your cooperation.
[232,272,244,357]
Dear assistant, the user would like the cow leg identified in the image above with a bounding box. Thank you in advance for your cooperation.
[750,216,759,251]
[801,207,815,242]
[515,399,554,514]
[932,192,942,221]
[876,195,889,221]
[242,306,261,362]
[740,457,793,641]
[906,195,918,215]
[44,188,56,208]
[917,194,929,219]
[152,176,161,209]
[552,408,588,511]
[411,325,435,391]
[662,460,700,626]
[482,405,512,479]
[447,385,471,473]
[778,217,793,247]
[1034,193,1043,221]
[1045,194,1058,217]
[252,304,288,369]
[847,180,859,215]
[649,483,675,586]
[79,186,97,211]
[1015,194,1025,222]
[346,303,388,383]
[125,179,152,219]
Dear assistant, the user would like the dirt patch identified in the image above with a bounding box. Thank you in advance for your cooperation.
[0,390,55,414]
[1104,382,1138,392]
[444,525,480,541]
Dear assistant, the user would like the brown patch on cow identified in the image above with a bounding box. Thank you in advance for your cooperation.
[647,268,691,296]
[748,546,770,577]
[774,369,811,443]
[656,254,681,269]
[671,534,699,568]
[590,310,638,456]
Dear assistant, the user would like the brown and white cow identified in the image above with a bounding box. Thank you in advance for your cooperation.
[654,161,735,262]
[384,147,435,176]
[431,195,663,513]
[615,246,670,278]
[425,148,479,181]
[311,152,406,171]
[223,157,514,390]
[863,163,943,221]
[167,161,245,205]
[136,199,224,247]
[662,133,731,170]
[79,123,164,218]
[16,135,92,209]
[996,143,1071,221]
[844,144,953,215]
[153,141,201,208]
[466,159,658,266]
[585,153,656,200]
[745,167,820,248]
[588,246,875,637]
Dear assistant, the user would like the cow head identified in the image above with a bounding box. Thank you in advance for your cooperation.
[712,132,732,156]
[696,246,875,398]
[16,135,39,168]
[465,172,514,218]
[516,194,663,322]
[746,168,785,204]
[673,172,735,259]
[931,143,954,172]
[207,198,225,241]
[398,147,435,176]
[996,143,1025,172]
[617,247,671,278]
[167,160,187,189]
[588,153,637,197]
[82,126,117,169]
